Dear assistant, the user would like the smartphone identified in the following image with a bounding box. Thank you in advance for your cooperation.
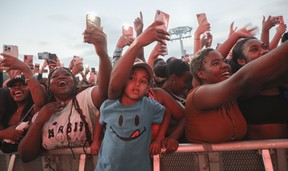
[3,45,18,58]
[272,16,284,24]
[24,55,33,65]
[34,63,40,73]
[47,53,57,65]
[196,13,208,25]
[91,67,96,74]
[154,10,170,56]
[122,25,134,39]
[86,13,101,30]
[38,52,49,60]
[73,56,83,65]
[154,10,170,30]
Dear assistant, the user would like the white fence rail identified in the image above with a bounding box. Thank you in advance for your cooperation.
[1,139,288,171]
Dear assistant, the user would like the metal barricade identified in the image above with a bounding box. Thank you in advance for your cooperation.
[1,139,288,171]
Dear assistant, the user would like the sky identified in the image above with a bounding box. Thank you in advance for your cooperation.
[1,0,287,70]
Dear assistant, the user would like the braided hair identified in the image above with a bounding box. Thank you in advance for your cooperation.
[46,67,93,147]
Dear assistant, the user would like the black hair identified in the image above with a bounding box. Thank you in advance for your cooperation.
[281,32,288,43]
[1,87,34,129]
[46,67,92,148]
[190,48,214,85]
[230,37,257,73]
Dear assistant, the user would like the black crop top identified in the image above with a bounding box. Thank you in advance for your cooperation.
[237,93,288,124]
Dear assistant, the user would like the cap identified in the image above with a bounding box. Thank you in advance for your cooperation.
[6,74,26,88]
[132,59,154,83]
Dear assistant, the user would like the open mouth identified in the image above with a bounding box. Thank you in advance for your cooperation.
[221,71,230,77]
[14,90,23,96]
[57,80,67,87]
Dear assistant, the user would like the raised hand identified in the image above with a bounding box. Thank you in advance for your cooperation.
[134,11,144,35]
[83,27,108,56]
[136,20,170,47]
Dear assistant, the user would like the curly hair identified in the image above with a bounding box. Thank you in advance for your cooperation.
[190,48,214,85]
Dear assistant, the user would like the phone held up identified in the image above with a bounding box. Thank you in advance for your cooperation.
[86,13,101,30]
[271,16,284,25]
[24,55,34,69]
[154,10,170,56]
[3,45,19,58]
[122,25,134,39]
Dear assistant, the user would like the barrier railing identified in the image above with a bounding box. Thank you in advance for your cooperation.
[1,139,288,171]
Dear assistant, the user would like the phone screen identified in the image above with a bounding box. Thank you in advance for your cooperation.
[38,52,49,60]
[3,45,18,58]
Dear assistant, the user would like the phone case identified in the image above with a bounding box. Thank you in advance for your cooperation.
[86,14,101,30]
[3,45,18,58]
[122,25,134,39]
[154,10,170,30]
[196,13,208,25]
[24,55,33,65]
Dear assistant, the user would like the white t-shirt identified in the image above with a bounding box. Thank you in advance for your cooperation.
[32,87,98,149]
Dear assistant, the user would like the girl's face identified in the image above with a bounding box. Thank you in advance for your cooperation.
[198,50,231,84]
[122,67,150,104]
[49,68,75,98]
[241,39,269,63]
[9,82,30,103]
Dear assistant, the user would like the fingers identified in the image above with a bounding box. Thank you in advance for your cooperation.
[140,11,143,20]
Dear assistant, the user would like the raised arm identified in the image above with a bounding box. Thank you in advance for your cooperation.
[108,21,170,100]
[83,27,112,109]
[192,42,288,110]
[134,11,145,62]
[269,23,287,50]
[217,24,257,58]
[261,15,275,48]
[0,54,45,111]
[193,20,210,54]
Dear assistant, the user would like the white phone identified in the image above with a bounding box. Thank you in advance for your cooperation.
[86,13,101,30]
[3,45,18,58]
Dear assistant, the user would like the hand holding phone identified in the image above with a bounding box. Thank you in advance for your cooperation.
[154,10,170,56]
[271,16,284,25]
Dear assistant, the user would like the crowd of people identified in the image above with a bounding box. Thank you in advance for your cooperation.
[0,11,288,171]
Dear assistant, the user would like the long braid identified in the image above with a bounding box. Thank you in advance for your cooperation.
[47,67,93,154]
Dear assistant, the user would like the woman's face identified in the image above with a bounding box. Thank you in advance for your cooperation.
[9,82,30,103]
[241,39,269,63]
[199,50,231,84]
[49,68,75,98]
[173,71,193,95]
